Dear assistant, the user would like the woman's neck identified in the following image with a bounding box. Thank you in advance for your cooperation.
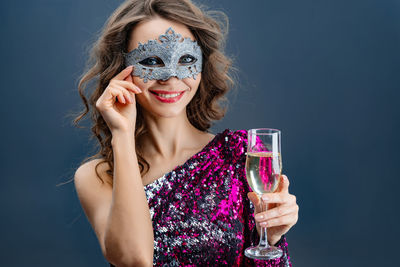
[141,111,204,159]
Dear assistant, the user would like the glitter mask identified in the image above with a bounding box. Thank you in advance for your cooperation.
[123,27,203,83]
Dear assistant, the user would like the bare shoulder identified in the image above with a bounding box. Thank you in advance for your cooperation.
[74,158,112,187]
[74,158,113,257]
[73,158,113,220]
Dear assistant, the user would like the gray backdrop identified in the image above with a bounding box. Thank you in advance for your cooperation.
[0,0,399,266]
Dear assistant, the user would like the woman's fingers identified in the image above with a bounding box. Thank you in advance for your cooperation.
[249,174,299,239]
[259,212,298,228]
[112,79,142,94]
[112,65,133,81]
[261,192,296,205]
[248,176,296,210]
[109,65,141,98]
[256,175,292,204]
[261,175,295,204]
[112,84,134,104]
[113,88,126,104]
[98,86,128,108]
[95,65,140,134]
[275,175,290,193]
[248,174,298,231]
[255,203,299,222]
[124,71,134,82]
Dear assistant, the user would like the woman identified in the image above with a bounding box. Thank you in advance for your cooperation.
[73,0,298,266]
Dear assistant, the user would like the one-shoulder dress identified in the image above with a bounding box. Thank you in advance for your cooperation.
[109,129,291,266]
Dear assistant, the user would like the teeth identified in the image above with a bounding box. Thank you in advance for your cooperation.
[157,93,181,98]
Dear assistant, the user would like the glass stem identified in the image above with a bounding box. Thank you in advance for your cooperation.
[258,194,270,248]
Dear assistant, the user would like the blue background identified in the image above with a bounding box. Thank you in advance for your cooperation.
[0,0,399,266]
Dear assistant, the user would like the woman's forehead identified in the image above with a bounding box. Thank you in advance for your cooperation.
[128,17,195,51]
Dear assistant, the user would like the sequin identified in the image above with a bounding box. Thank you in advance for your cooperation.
[109,129,291,266]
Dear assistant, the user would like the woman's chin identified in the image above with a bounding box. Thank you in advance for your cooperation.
[142,107,187,120]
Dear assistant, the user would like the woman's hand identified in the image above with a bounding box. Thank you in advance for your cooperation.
[247,175,299,246]
[95,65,142,134]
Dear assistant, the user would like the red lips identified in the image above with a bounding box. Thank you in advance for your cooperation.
[149,90,186,103]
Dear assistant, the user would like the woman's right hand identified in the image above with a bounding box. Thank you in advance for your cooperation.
[95,65,142,134]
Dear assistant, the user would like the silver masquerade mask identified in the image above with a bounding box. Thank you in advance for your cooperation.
[123,27,203,83]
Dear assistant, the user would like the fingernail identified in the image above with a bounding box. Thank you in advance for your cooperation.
[260,222,267,227]
[136,87,142,93]
[262,195,269,201]
[255,214,264,220]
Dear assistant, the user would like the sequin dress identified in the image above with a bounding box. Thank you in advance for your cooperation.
[109,129,291,267]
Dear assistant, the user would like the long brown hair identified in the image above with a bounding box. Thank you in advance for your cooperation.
[73,0,236,184]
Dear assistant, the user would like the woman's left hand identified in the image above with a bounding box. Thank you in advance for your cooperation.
[247,174,299,246]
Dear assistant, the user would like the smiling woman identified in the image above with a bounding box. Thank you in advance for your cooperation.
[72,0,297,266]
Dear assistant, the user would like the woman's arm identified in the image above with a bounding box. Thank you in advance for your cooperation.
[107,132,154,265]
[74,132,154,267]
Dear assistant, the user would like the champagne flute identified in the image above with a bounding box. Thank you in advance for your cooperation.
[244,128,283,260]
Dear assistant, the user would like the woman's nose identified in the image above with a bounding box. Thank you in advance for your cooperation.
[158,76,180,84]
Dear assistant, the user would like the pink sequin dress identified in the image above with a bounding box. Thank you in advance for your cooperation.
[109,129,291,267]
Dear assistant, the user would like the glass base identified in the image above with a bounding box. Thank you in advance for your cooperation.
[244,245,283,260]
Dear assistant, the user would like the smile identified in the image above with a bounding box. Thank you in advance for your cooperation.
[157,93,181,98]
[149,90,186,103]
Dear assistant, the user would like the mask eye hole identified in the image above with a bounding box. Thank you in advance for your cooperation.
[139,56,165,67]
[179,54,197,65]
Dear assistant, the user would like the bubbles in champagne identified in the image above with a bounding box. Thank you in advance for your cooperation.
[245,152,281,194]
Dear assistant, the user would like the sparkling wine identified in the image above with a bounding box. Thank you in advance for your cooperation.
[245,152,281,194]
[244,128,284,260]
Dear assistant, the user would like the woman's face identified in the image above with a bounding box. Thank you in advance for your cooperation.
[127,17,202,119]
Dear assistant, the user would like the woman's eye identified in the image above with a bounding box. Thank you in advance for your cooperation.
[179,55,196,65]
[139,57,164,66]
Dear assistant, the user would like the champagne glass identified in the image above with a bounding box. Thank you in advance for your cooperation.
[244,128,283,260]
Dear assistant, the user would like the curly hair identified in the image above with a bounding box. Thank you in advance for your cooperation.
[73,0,236,184]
